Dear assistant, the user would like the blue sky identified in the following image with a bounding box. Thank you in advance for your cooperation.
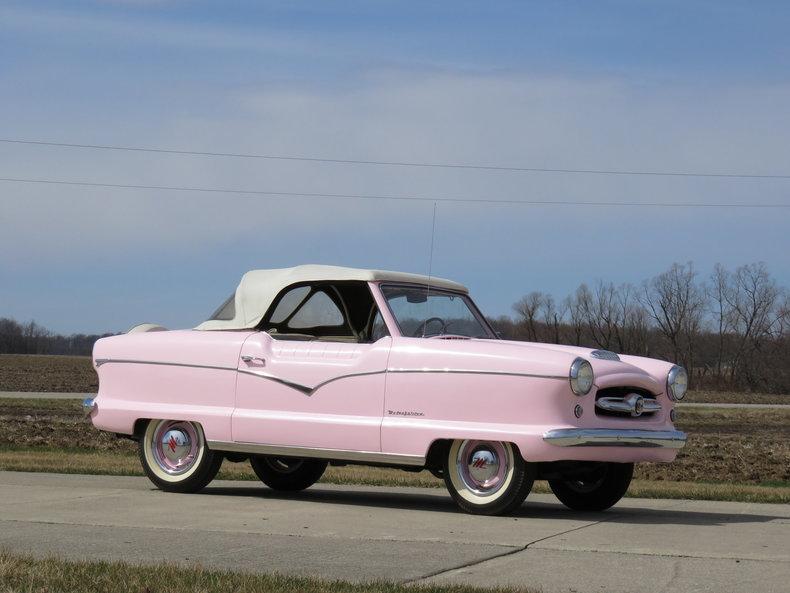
[1,1,789,334]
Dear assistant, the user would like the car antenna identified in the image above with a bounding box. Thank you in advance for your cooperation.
[422,201,438,337]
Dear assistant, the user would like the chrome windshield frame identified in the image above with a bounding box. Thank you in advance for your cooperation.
[378,282,498,340]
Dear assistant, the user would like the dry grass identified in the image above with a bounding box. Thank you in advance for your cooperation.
[618,479,790,503]
[0,550,535,593]
[0,447,445,487]
[684,390,789,404]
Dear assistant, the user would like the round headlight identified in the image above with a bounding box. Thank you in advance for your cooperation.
[569,358,594,396]
[667,365,688,401]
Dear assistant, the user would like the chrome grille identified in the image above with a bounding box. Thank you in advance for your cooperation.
[595,387,660,418]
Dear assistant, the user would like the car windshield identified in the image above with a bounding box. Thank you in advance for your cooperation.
[381,285,494,339]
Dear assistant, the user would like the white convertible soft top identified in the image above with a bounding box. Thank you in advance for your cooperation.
[196,264,468,331]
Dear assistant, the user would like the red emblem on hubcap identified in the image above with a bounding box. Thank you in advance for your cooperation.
[472,457,487,468]
[168,435,178,452]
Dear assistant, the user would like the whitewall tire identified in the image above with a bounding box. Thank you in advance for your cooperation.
[444,439,535,515]
[139,419,222,493]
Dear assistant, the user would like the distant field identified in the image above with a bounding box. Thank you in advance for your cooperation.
[0,398,787,503]
[1,354,787,404]
[0,354,97,393]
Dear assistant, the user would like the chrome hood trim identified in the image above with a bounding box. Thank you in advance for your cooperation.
[590,349,620,361]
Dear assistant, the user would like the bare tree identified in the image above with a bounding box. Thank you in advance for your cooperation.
[540,294,566,344]
[641,262,705,372]
[579,281,622,350]
[617,284,650,354]
[564,290,586,346]
[512,292,543,341]
[21,320,50,354]
[725,263,784,386]
[707,264,734,381]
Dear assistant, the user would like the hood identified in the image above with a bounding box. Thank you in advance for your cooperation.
[468,338,668,393]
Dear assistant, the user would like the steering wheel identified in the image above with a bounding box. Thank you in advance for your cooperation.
[413,317,448,337]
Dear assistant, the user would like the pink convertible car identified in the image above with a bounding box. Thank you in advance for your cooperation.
[86,265,687,515]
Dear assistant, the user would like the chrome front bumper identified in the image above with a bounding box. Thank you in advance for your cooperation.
[543,428,687,449]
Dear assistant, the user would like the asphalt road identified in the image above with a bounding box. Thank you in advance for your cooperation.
[1,472,787,593]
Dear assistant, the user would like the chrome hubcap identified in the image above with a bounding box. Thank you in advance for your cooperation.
[457,440,509,497]
[151,421,200,475]
[161,429,191,463]
[468,450,499,483]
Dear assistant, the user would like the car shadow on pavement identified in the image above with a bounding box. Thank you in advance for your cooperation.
[199,484,785,527]
[518,500,785,527]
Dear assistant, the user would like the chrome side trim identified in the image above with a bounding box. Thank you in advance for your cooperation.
[237,369,314,395]
[94,359,565,396]
[388,368,566,381]
[207,440,426,467]
[237,369,386,396]
[94,358,382,396]
[94,358,235,372]
[543,428,687,449]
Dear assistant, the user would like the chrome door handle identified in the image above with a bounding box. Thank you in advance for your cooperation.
[241,355,266,365]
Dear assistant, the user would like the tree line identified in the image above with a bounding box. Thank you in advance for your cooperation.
[0,318,114,357]
[488,262,789,393]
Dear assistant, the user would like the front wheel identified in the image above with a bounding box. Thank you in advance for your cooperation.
[444,440,535,515]
[139,419,223,493]
[549,462,633,511]
[249,456,327,491]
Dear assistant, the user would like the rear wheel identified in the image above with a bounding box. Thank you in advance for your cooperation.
[444,440,535,515]
[249,456,327,491]
[139,419,223,493]
[549,462,633,511]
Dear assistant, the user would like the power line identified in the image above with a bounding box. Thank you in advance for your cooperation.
[1,138,789,180]
[1,176,788,208]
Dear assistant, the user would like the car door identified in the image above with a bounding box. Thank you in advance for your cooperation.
[232,283,390,453]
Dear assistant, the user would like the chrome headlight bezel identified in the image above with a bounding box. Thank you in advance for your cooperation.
[569,358,594,396]
[667,365,688,401]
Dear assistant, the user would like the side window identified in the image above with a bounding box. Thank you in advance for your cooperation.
[288,291,344,328]
[370,310,389,341]
[269,286,310,323]
[264,284,354,341]
[209,293,236,321]
[263,282,377,342]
